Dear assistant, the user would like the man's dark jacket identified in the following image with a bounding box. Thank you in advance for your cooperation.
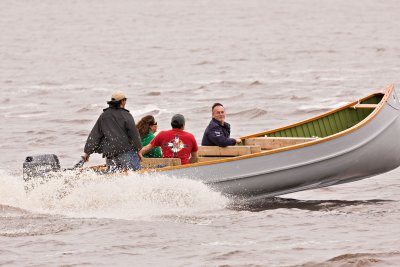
[84,107,142,158]
[201,118,236,147]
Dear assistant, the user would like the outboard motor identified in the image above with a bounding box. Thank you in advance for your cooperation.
[23,154,61,182]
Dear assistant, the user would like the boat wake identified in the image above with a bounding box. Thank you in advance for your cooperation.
[229,197,392,212]
[0,169,228,220]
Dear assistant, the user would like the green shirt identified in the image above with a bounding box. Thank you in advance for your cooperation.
[141,131,162,158]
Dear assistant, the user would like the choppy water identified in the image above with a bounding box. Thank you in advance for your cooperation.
[1,0,400,266]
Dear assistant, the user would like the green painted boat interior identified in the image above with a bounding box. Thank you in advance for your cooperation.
[266,94,384,138]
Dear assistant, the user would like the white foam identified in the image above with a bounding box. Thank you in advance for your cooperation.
[0,169,228,220]
[132,104,167,117]
[0,170,27,208]
[7,112,50,118]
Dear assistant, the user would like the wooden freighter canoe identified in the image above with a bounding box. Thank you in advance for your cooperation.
[132,84,400,199]
[24,85,400,200]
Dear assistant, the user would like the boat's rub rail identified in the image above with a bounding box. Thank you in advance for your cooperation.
[198,156,233,162]
[244,137,319,150]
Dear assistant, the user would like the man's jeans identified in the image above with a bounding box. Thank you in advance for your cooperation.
[106,150,141,172]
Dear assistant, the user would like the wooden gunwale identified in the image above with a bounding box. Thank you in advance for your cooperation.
[88,85,393,174]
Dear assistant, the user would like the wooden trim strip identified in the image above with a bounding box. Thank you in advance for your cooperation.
[351,103,378,109]
[198,145,261,156]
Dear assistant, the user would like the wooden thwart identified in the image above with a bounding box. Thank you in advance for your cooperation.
[351,103,378,109]
[244,137,318,150]
[141,158,181,168]
[198,145,261,157]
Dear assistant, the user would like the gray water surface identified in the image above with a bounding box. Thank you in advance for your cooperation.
[1,0,400,266]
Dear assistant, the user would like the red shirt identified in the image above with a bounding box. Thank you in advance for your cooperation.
[150,129,198,165]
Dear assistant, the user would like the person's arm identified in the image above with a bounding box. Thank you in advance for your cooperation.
[138,143,155,161]
[83,118,103,162]
[82,153,90,162]
[189,151,198,164]
[206,126,237,147]
[189,135,199,164]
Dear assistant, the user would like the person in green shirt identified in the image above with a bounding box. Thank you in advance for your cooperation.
[136,115,162,158]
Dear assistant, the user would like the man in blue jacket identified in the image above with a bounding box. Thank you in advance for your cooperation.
[201,103,242,147]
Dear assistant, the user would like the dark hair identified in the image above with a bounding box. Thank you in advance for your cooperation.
[107,100,122,108]
[212,103,224,111]
[136,115,156,138]
[171,114,185,129]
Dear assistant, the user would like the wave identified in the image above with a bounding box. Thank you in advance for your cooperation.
[132,104,167,118]
[77,104,102,113]
[0,169,228,221]
[290,95,312,101]
[193,60,215,65]
[230,108,268,119]
[147,91,161,96]
[230,197,392,212]
[190,79,266,88]
[1,98,10,104]
[294,251,400,267]
[47,119,93,124]
[37,81,63,86]
[24,129,57,135]
[249,80,265,86]
[0,170,27,209]
[0,204,30,216]
[6,112,50,118]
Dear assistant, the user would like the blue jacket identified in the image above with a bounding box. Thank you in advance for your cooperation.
[201,119,236,147]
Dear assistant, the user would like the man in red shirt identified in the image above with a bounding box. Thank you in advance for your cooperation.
[138,114,198,165]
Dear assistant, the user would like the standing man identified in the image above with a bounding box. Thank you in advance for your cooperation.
[139,114,198,165]
[201,103,241,147]
[83,91,142,171]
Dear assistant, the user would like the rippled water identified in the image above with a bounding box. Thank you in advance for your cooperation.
[1,0,400,266]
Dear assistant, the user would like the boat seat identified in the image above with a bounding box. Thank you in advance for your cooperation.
[244,137,318,150]
[198,145,261,157]
[351,103,378,109]
[141,158,181,168]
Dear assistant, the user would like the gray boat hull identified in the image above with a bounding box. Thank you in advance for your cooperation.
[160,88,400,199]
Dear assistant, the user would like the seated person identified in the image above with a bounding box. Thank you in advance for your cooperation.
[201,103,241,147]
[136,115,162,158]
[139,114,198,165]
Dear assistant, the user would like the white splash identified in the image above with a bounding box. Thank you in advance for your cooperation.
[0,169,228,220]
[132,104,166,117]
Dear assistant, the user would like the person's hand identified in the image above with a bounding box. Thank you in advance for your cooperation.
[138,150,144,161]
[82,153,90,162]
[235,138,242,144]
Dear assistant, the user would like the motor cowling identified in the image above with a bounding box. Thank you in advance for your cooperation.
[23,154,61,181]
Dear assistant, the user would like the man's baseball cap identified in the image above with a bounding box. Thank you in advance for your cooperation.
[111,91,127,101]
